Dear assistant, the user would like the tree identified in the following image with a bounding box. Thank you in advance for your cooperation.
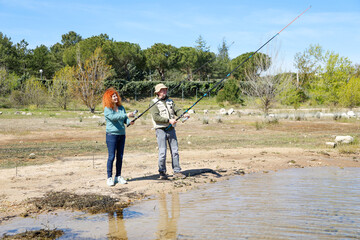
[294,44,323,92]
[0,68,18,97]
[294,44,355,106]
[63,34,109,66]
[102,41,145,81]
[15,39,31,76]
[340,77,360,109]
[0,32,19,74]
[213,38,232,79]
[72,47,112,113]
[194,35,215,81]
[52,66,74,109]
[28,45,57,80]
[243,48,291,115]
[231,52,270,83]
[144,43,178,81]
[61,31,83,48]
[23,77,48,107]
[216,78,243,104]
[178,46,197,80]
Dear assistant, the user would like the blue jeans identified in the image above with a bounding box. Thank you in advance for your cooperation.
[155,128,181,174]
[106,133,126,178]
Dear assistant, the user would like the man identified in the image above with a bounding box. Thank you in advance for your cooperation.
[150,83,190,180]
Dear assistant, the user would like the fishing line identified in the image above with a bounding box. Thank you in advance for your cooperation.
[165,5,312,130]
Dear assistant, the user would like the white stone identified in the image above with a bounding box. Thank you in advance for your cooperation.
[347,111,356,118]
[29,153,36,159]
[219,108,227,115]
[341,113,349,119]
[228,108,235,115]
[335,136,354,144]
[203,109,208,114]
[325,142,336,148]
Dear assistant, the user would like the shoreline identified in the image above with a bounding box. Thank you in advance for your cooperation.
[1,147,359,223]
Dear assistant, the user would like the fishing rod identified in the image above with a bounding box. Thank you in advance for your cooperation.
[165,5,312,130]
[126,43,232,127]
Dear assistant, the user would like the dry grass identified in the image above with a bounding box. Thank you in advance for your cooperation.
[1,108,359,168]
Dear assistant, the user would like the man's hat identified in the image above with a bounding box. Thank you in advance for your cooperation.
[154,83,168,94]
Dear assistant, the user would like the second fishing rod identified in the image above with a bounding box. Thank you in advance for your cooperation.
[164,5,312,130]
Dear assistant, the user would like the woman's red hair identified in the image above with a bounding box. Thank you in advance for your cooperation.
[103,88,122,110]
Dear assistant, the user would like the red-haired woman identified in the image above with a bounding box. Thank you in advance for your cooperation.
[103,88,134,186]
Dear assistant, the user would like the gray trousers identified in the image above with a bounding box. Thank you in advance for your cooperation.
[155,128,181,173]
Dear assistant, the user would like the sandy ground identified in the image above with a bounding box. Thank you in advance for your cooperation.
[1,145,359,222]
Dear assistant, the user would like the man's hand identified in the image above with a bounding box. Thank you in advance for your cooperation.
[169,119,177,125]
[183,113,190,119]
[127,112,134,118]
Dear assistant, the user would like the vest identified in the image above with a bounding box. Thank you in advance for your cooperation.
[151,97,176,129]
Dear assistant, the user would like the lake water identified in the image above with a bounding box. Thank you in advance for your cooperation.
[1,167,359,239]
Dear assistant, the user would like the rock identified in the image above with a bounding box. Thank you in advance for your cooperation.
[228,108,235,115]
[29,153,36,159]
[347,111,356,118]
[98,118,106,126]
[203,109,208,114]
[335,136,354,144]
[14,111,20,115]
[341,113,349,119]
[188,109,195,114]
[326,142,337,148]
[219,108,227,115]
[0,112,2,115]
[26,112,32,116]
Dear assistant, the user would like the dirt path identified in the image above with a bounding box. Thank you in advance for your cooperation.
[1,146,359,222]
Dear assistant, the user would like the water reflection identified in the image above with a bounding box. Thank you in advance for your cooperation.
[156,192,180,239]
[108,210,128,239]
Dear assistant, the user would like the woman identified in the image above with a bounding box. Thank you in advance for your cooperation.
[103,88,134,186]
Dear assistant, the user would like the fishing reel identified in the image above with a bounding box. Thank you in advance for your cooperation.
[181,116,189,123]
[132,109,138,118]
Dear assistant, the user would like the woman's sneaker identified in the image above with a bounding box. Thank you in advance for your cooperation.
[115,176,127,184]
[107,177,115,186]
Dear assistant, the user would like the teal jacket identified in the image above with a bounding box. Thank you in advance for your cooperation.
[104,106,130,135]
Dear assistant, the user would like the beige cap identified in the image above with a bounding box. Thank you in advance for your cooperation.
[154,83,168,94]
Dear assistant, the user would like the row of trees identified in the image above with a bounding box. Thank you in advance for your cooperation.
[1,30,359,113]
[0,31,232,82]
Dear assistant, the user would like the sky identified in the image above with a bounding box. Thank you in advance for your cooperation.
[1,0,359,72]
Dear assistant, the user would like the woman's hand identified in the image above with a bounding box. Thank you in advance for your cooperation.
[127,112,134,118]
